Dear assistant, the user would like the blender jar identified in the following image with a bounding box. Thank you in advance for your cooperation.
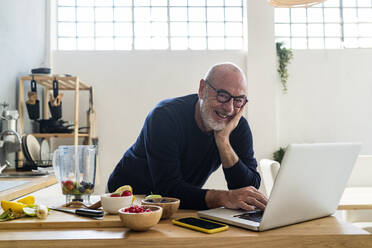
[53,145,97,204]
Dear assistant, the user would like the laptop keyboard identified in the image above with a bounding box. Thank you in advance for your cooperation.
[234,210,263,223]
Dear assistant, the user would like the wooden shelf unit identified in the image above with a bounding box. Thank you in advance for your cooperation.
[18,75,93,147]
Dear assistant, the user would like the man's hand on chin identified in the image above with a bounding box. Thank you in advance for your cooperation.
[213,106,245,169]
[214,106,245,143]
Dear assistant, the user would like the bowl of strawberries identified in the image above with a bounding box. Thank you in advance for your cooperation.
[101,185,134,214]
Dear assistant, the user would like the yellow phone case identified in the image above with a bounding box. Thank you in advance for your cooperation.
[172,217,228,234]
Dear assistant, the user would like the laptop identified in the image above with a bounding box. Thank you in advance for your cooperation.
[198,143,361,231]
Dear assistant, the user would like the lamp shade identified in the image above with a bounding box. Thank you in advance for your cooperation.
[269,0,326,7]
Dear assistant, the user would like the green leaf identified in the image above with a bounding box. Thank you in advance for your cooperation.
[0,209,15,222]
[276,42,293,93]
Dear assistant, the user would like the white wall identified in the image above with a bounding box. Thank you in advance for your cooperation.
[279,49,372,154]
[0,0,45,167]
[0,0,45,110]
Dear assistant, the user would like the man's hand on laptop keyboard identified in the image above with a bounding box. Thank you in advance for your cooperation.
[224,186,268,211]
[205,186,268,210]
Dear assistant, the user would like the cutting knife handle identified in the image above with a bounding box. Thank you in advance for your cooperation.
[75,208,104,217]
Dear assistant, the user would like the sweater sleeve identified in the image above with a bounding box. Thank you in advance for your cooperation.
[222,118,261,190]
[143,107,208,210]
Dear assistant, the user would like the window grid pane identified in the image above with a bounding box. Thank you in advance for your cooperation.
[57,0,244,50]
[274,0,372,49]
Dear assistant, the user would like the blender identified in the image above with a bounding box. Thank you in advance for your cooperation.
[52,145,97,204]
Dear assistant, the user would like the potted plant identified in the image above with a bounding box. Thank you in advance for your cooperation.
[276,42,293,93]
[273,146,286,163]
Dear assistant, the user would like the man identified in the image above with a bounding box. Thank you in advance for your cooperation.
[108,62,268,210]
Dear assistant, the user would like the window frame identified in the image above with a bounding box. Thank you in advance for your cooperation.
[55,0,246,51]
[274,0,372,49]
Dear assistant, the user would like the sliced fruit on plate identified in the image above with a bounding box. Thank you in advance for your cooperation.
[1,201,26,213]
[114,185,133,194]
[23,207,37,217]
[17,196,35,205]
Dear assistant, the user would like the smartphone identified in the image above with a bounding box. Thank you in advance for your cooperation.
[172,217,228,234]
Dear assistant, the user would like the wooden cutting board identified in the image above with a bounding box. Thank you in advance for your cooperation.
[1,184,149,230]
[0,210,124,230]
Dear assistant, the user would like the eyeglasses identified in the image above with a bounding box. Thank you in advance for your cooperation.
[205,80,248,108]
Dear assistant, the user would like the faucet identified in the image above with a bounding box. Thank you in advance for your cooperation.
[0,160,10,174]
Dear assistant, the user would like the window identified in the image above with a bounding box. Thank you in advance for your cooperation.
[56,0,245,50]
[275,0,372,49]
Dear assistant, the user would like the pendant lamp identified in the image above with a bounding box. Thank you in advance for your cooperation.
[269,0,326,7]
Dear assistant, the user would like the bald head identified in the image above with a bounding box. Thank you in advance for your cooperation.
[204,62,247,89]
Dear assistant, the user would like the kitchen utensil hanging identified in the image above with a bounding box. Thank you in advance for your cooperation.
[25,76,40,120]
[48,77,63,120]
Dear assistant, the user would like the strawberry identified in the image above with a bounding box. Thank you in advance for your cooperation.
[110,193,121,197]
[123,205,150,213]
[121,190,132,197]
[66,183,74,191]
[65,180,73,185]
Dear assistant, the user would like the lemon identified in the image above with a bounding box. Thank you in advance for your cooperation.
[17,196,35,205]
[23,207,37,217]
[114,185,133,194]
[1,201,26,213]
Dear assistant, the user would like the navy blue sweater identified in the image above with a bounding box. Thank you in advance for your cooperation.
[107,94,261,209]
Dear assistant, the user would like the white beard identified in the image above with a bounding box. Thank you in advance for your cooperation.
[200,99,226,131]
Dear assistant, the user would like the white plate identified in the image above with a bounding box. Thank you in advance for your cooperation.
[22,135,33,163]
[40,139,50,162]
[25,135,40,162]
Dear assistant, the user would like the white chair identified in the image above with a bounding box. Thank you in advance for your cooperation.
[343,155,372,233]
[258,159,280,197]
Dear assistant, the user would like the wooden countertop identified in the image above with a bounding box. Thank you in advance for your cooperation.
[0,213,370,248]
[0,184,371,248]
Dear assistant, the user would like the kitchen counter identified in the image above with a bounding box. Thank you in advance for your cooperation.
[0,184,371,248]
[0,171,57,201]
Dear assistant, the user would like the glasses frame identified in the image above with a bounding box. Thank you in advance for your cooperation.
[204,80,248,108]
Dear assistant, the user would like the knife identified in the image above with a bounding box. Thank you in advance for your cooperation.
[50,207,104,219]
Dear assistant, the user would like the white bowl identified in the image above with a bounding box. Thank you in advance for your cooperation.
[101,193,133,214]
